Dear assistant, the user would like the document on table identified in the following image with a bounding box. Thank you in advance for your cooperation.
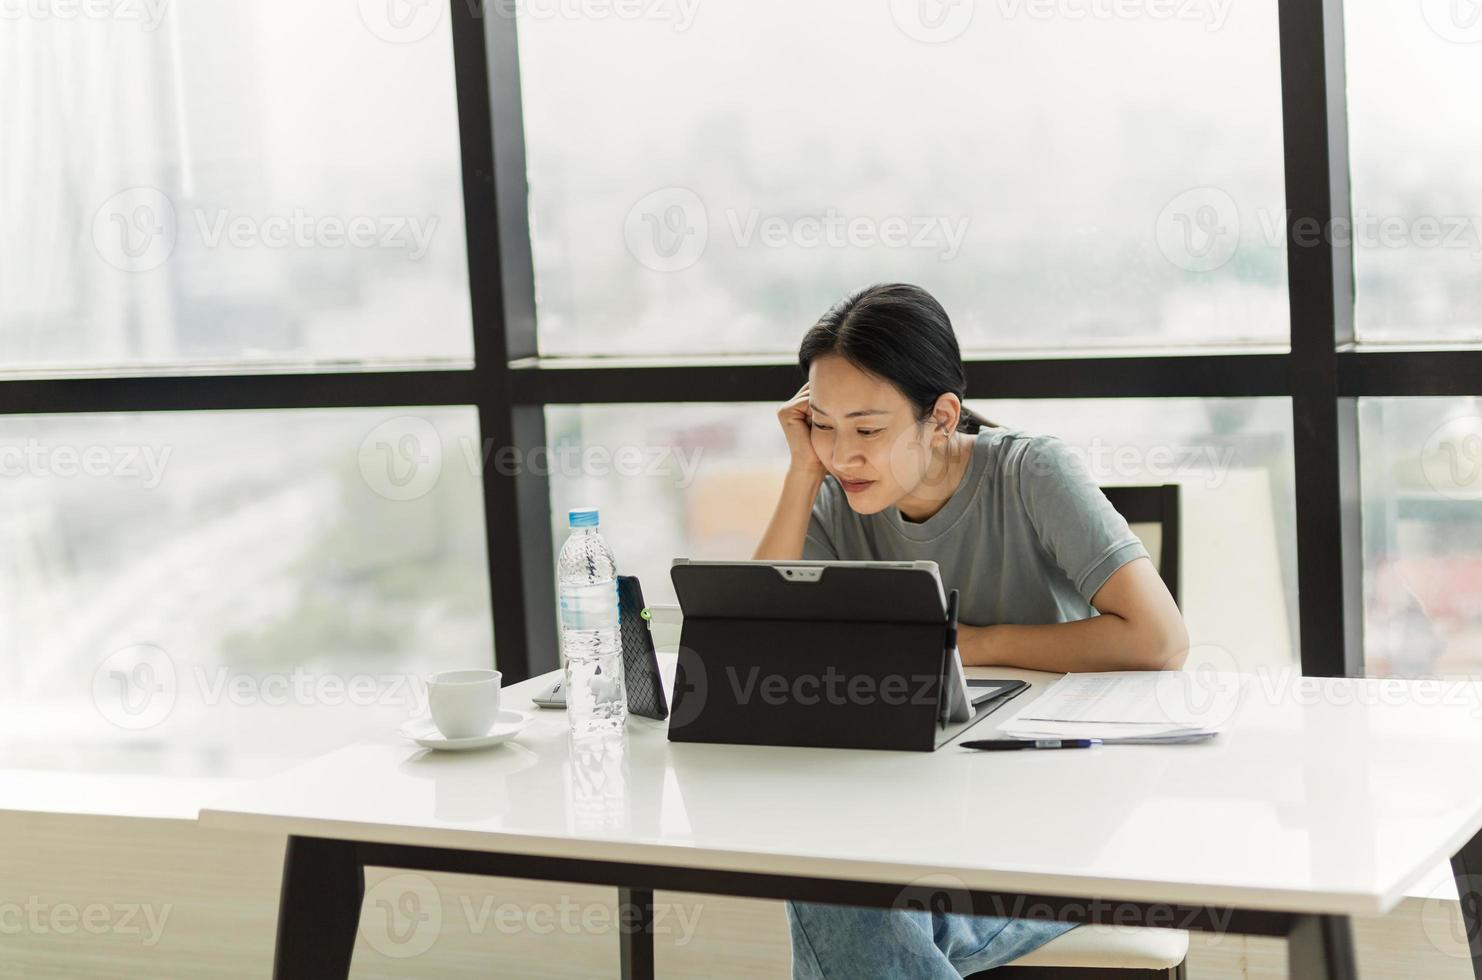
[995,670,1245,743]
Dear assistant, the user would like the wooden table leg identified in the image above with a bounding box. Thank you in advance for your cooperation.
[619,885,655,980]
[273,836,364,980]
[1287,913,1357,980]
[1452,825,1482,980]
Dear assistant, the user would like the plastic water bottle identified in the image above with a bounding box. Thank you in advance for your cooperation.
[558,507,627,737]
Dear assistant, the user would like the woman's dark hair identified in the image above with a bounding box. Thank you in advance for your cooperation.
[798,283,995,434]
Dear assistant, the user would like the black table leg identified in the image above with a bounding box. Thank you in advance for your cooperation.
[1452,825,1482,979]
[273,836,364,980]
[619,885,655,980]
[1287,913,1357,980]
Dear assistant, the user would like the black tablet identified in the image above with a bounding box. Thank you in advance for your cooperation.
[669,558,976,724]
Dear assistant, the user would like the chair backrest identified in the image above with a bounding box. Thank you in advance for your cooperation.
[1100,484,1181,609]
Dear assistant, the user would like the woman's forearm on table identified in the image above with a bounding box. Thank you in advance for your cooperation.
[957,617,1187,673]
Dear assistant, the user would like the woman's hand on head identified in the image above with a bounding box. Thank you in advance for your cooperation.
[779,382,827,478]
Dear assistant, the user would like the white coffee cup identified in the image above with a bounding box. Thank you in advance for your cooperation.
[427,669,502,739]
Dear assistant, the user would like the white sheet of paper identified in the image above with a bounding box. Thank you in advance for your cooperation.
[995,670,1244,740]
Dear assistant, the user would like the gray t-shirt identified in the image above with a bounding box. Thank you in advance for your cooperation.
[803,428,1149,627]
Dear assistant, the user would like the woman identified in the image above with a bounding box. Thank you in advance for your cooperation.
[754,283,1188,979]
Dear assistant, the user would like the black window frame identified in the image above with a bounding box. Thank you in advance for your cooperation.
[6,0,1480,684]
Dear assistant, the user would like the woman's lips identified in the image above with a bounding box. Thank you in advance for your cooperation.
[839,478,875,494]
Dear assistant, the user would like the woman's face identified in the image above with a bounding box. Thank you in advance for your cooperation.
[806,354,950,515]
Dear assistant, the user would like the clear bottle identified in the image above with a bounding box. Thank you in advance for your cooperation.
[558,507,626,737]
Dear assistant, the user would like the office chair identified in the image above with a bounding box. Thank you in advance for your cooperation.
[967,483,1188,980]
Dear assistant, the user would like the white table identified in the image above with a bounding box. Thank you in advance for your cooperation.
[199,661,1482,979]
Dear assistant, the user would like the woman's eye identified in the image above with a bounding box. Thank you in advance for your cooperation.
[858,429,881,437]
[811,421,832,431]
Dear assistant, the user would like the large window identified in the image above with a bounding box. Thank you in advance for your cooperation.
[519,0,1290,357]
[6,0,1480,704]
[547,399,1297,671]
[1361,398,1482,678]
[0,409,491,768]
[0,2,472,376]
[1346,1,1482,343]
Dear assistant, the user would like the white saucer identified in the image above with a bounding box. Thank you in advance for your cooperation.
[399,710,534,751]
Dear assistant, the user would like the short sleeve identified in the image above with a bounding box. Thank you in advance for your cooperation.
[802,477,840,560]
[1017,437,1149,603]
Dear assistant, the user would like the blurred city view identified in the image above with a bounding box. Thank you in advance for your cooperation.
[1,0,1480,777]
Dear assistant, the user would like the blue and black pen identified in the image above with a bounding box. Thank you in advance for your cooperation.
[961,738,1100,751]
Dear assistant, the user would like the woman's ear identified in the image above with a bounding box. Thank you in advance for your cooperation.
[931,393,962,440]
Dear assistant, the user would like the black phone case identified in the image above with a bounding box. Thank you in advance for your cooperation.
[618,575,668,720]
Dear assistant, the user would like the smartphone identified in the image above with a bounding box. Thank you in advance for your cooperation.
[967,678,1028,709]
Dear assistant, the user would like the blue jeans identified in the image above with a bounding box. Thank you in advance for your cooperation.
[786,900,1079,979]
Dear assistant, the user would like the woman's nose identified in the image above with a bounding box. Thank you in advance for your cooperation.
[832,435,862,467]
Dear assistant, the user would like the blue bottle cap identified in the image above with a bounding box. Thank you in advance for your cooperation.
[568,508,599,528]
